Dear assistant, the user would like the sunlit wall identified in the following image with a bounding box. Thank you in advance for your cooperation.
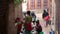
[22,0,27,12]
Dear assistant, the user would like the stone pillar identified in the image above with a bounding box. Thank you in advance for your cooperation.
[7,0,16,34]
[55,0,60,34]
[15,3,23,18]
[0,0,8,34]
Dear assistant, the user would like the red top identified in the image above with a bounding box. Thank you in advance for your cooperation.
[17,24,22,32]
[44,15,50,21]
[25,23,32,31]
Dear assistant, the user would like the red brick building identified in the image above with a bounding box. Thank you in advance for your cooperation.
[27,0,50,10]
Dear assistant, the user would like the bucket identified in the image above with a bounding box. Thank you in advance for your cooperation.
[39,31,44,34]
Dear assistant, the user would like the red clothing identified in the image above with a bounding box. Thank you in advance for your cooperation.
[36,22,42,32]
[15,18,20,22]
[44,16,50,21]
[25,23,32,31]
[17,24,22,32]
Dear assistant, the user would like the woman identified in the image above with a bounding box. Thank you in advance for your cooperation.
[42,10,50,27]
[31,21,36,34]
[15,18,23,34]
[31,12,36,22]
[25,11,32,34]
[36,20,42,34]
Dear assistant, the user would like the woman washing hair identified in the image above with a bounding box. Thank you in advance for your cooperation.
[36,20,42,34]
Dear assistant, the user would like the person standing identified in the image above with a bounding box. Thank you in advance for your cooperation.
[42,10,50,27]
[25,11,32,34]
[31,12,36,22]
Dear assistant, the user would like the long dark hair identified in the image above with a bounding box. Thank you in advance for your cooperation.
[44,10,47,13]
[42,10,49,18]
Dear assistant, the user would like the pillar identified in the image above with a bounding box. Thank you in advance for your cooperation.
[0,0,8,34]
[56,0,60,34]
[7,0,17,34]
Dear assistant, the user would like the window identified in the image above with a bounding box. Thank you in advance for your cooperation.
[37,6,41,9]
[37,2,41,9]
[44,3,48,9]
[50,0,52,2]
[30,5,34,10]
[31,5,34,7]
[30,0,34,3]
[44,0,48,3]
[30,3,34,6]
[44,3,47,6]
[37,0,41,4]
[37,4,41,6]
[37,2,41,4]
[44,5,47,6]
[30,0,34,6]
[31,2,34,4]
[37,5,41,9]
[30,0,34,5]
[37,3,41,5]
[44,2,47,5]
[30,1,34,3]
[37,0,41,2]
[44,6,48,9]
[30,7,34,10]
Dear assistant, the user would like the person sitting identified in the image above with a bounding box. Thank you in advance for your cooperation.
[36,20,42,34]
[16,18,23,34]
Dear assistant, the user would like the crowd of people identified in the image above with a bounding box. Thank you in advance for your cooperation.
[15,10,54,34]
